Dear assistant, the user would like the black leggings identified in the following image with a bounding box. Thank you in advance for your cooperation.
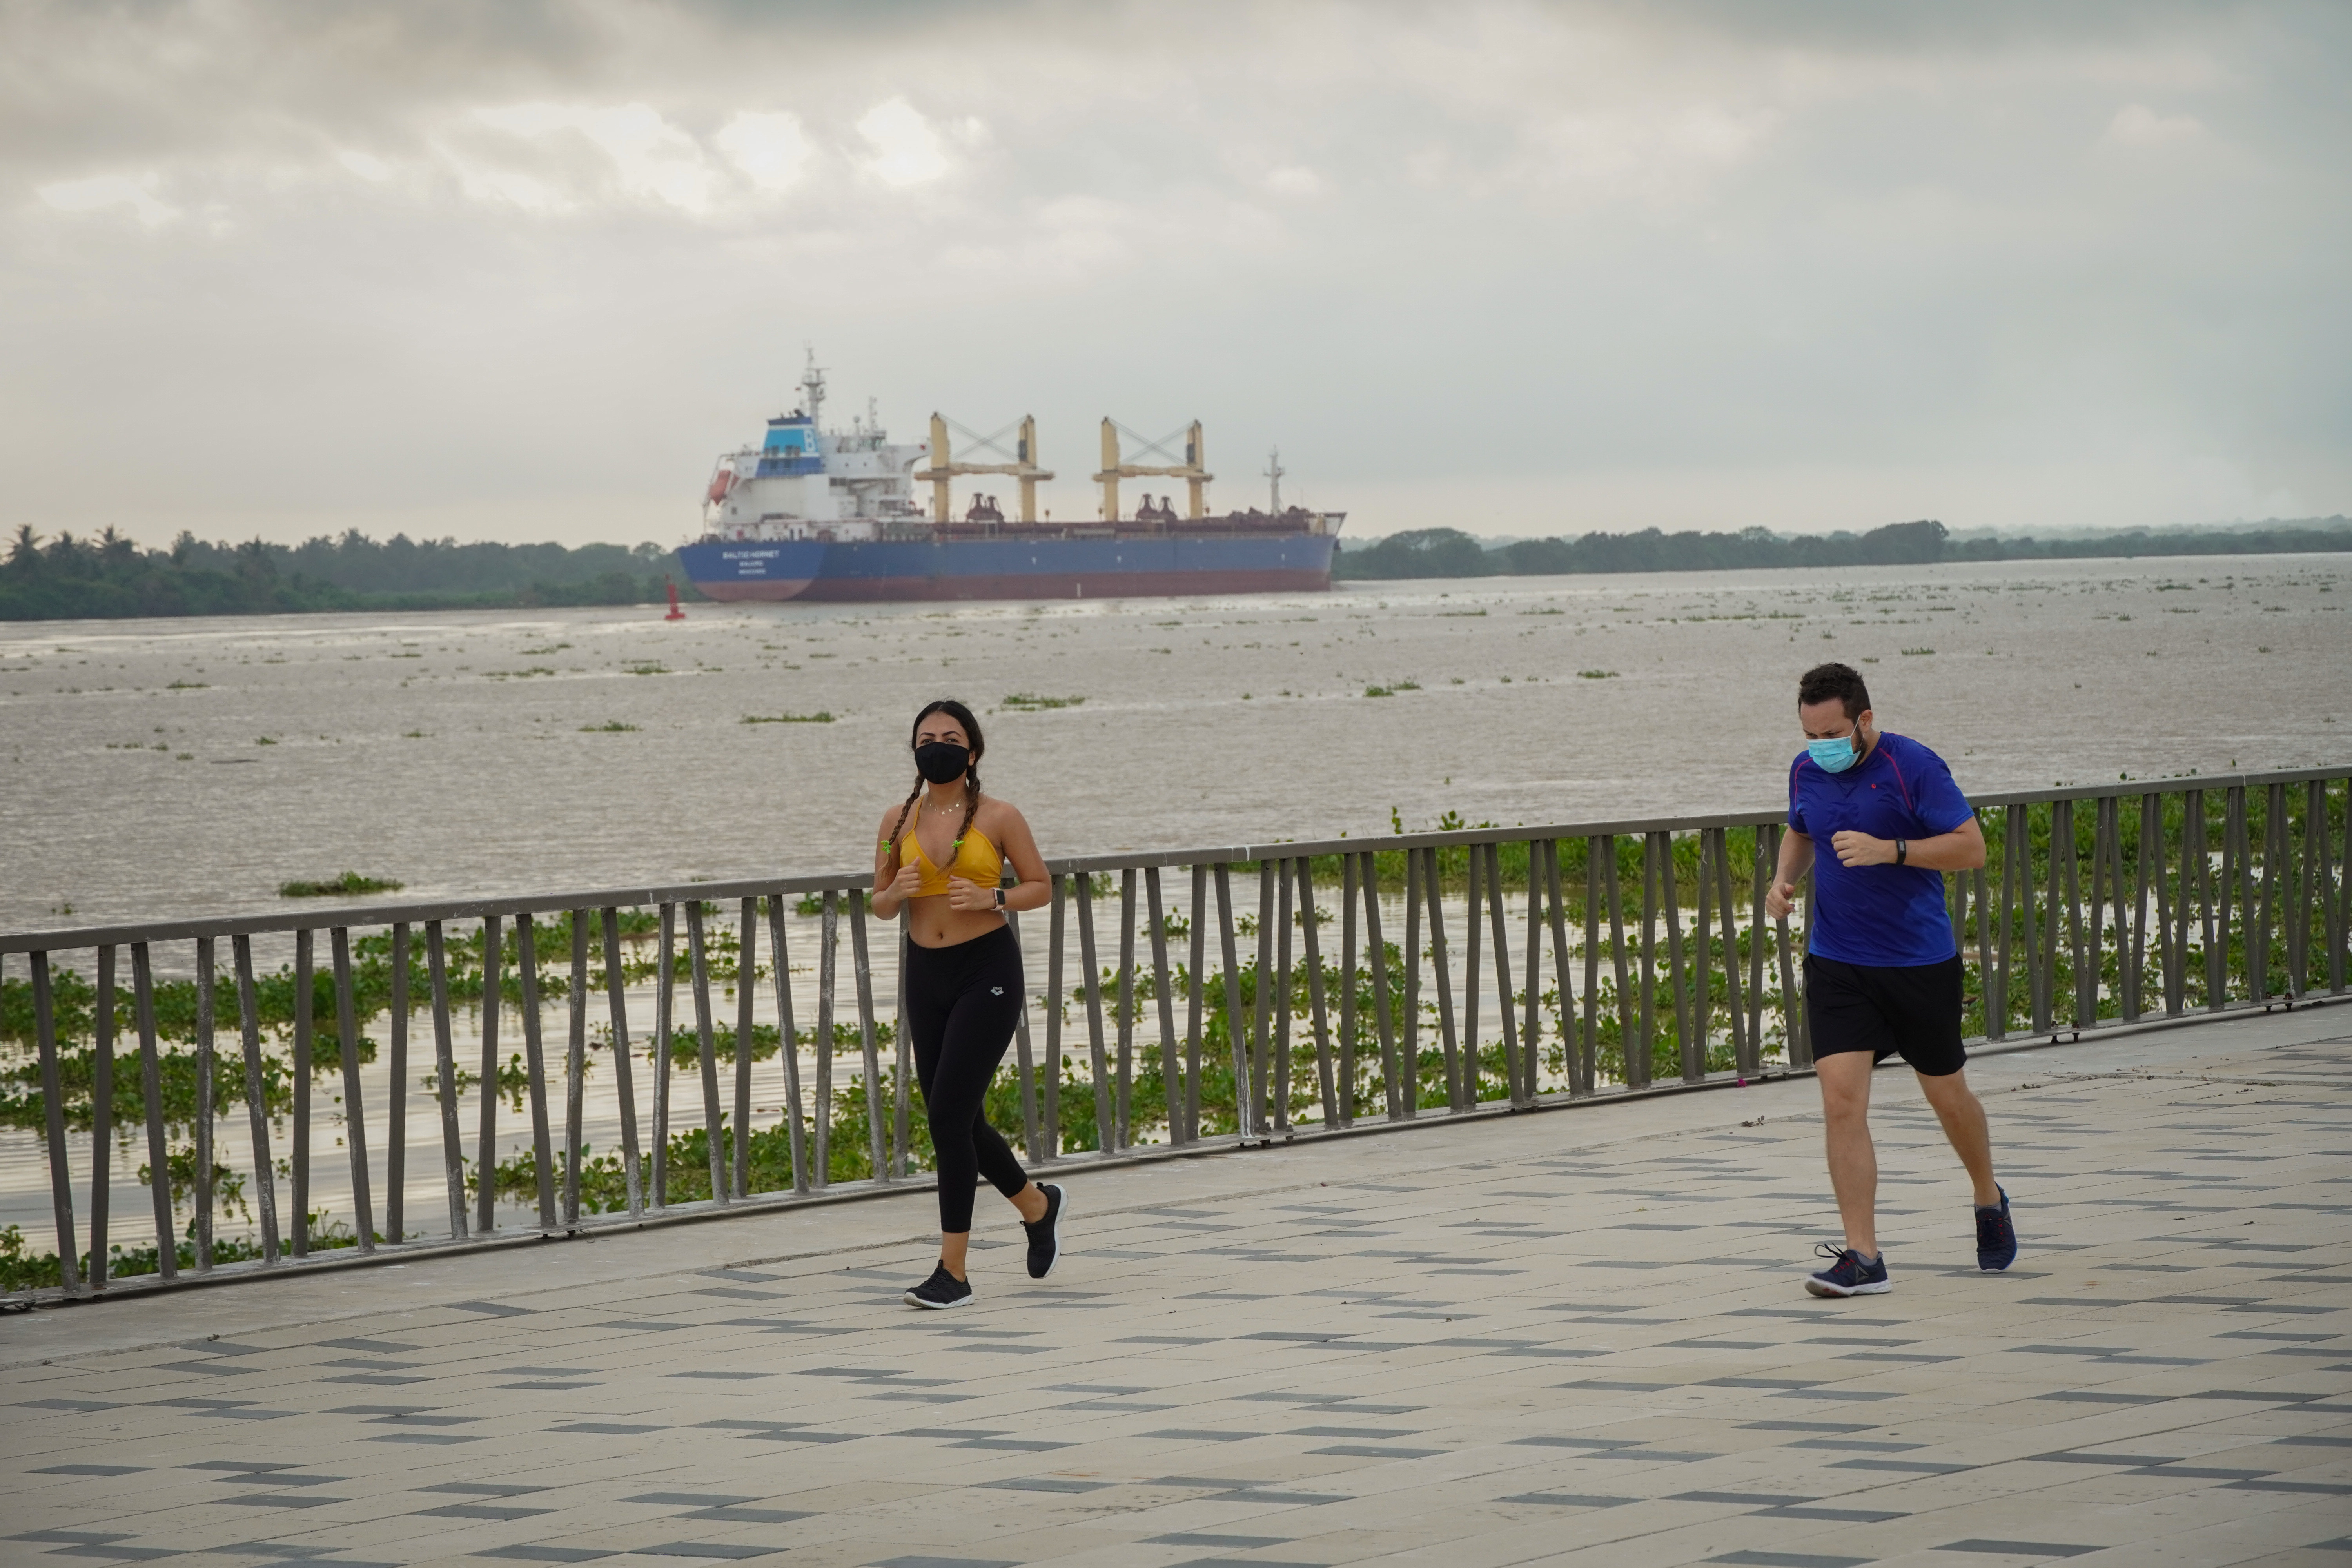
[904,924,1030,1232]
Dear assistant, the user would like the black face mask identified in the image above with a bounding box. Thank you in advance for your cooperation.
[914,741,970,784]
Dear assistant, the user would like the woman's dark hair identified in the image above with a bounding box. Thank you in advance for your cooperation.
[1798,662,1871,721]
[883,699,985,860]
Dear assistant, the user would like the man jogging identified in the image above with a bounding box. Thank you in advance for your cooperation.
[1765,662,2018,1296]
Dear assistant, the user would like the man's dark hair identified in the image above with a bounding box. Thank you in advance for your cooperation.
[1798,662,1871,720]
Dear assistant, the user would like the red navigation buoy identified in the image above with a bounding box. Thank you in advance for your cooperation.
[664,579,686,621]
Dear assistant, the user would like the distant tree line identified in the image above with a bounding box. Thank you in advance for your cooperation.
[1333,517,2352,581]
[0,527,700,622]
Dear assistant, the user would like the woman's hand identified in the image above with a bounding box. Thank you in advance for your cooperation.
[884,859,924,905]
[944,875,999,911]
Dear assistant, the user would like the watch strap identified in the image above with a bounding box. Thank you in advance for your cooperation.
[1895,839,1908,866]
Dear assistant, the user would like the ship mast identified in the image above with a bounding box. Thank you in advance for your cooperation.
[1264,447,1284,512]
[801,344,827,429]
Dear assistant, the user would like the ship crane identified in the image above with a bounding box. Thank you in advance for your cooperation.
[915,415,1054,523]
[1096,419,1212,522]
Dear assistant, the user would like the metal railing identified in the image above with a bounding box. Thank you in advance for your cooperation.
[2,766,2343,1305]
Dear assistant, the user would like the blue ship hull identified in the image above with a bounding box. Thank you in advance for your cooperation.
[677,532,1336,603]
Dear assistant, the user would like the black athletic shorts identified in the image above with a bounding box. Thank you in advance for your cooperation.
[1803,953,1967,1077]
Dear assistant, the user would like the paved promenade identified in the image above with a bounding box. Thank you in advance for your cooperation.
[4,1008,2348,1568]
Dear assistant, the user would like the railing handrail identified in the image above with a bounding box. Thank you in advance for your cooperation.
[4,764,2340,954]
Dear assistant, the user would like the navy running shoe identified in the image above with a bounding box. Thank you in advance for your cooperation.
[1976,1187,2018,1271]
[904,1264,973,1310]
[1024,1183,1068,1280]
[1806,1242,1891,1297]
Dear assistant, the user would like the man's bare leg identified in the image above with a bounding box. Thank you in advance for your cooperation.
[1815,1051,1880,1258]
[1915,1067,2000,1207]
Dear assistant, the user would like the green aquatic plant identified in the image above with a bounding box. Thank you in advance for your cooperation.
[279,872,404,898]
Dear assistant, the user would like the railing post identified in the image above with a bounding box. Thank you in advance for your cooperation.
[194,936,216,1271]
[1542,843,1577,1099]
[423,922,468,1240]
[763,896,808,1194]
[1664,833,1695,1083]
[1272,858,1295,1133]
[1216,862,1260,1136]
[1403,849,1423,1113]
[475,917,500,1236]
[1633,833,1659,1091]
[1360,853,1403,1120]
[847,889,886,1183]
[565,912,589,1226]
[1044,874,1066,1159]
[1185,864,1208,1141]
[685,901,728,1204]
[90,947,114,1287]
[1486,846,1524,1091]
[232,936,282,1263]
[1007,898,1043,1162]
[1250,859,1277,1133]
[290,929,312,1256]
[652,906,674,1207]
[894,907,911,1180]
[1585,837,1610,1088]
[127,944,176,1275]
[812,895,837,1188]
[602,908,646,1217]
[31,953,83,1296]
[1146,866,1184,1142]
[514,918,557,1227]
[388,922,408,1245]
[1116,868,1138,1149]
[1338,854,1358,1127]
[1296,858,1338,1129]
[1076,873,1116,1152]
[1426,848,1464,1110]
[327,928,374,1253]
[735,898,760,1195]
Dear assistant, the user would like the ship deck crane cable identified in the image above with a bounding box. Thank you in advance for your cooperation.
[914,413,1055,523]
[1094,419,1214,522]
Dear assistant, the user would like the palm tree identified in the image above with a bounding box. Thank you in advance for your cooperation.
[8,523,38,569]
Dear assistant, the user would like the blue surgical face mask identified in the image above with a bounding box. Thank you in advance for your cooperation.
[1808,733,1862,773]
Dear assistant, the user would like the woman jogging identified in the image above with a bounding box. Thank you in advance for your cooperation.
[870,699,1066,1308]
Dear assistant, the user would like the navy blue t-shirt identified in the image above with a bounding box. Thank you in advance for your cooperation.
[1788,731,1974,967]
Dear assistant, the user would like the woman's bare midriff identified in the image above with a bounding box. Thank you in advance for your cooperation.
[906,897,1009,949]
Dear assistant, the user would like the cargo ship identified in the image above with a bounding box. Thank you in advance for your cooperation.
[676,354,1343,603]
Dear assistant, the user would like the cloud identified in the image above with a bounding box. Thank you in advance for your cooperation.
[335,149,394,183]
[714,111,813,192]
[2101,102,2206,149]
[36,171,178,227]
[469,101,721,212]
[856,97,951,187]
[0,1,2345,546]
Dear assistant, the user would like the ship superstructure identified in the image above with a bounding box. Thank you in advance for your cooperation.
[679,352,1344,602]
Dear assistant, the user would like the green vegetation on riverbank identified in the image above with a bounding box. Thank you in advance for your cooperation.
[0,526,701,621]
[1334,516,2352,580]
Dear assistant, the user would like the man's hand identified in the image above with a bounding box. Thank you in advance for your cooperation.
[944,875,998,911]
[1764,878,1799,920]
[1831,830,1896,867]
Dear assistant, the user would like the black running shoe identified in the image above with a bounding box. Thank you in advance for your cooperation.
[1805,1241,1891,1297]
[1976,1187,2018,1271]
[904,1264,973,1310]
[1024,1183,1068,1280]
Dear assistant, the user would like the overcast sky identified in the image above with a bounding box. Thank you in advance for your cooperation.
[5,1,2347,548]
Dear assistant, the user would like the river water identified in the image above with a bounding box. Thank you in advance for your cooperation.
[3,555,2347,1259]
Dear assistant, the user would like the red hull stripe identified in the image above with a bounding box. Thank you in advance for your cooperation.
[697,570,1333,603]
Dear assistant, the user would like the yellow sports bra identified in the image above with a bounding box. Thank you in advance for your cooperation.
[892,826,1004,898]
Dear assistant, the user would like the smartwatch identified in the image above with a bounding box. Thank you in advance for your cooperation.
[994,887,1006,909]
[1895,839,1908,866]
